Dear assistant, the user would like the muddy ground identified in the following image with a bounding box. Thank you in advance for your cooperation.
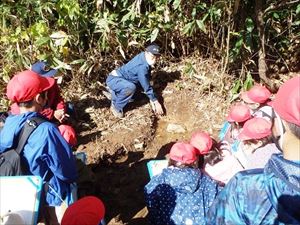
[63,58,287,225]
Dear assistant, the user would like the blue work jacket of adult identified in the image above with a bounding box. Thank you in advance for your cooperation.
[0,112,77,206]
[116,52,157,101]
[207,154,300,225]
[145,167,221,225]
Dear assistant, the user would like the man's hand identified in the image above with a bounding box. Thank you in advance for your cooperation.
[150,100,164,116]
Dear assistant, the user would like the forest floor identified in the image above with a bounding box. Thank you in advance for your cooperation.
[64,57,232,225]
[64,57,288,225]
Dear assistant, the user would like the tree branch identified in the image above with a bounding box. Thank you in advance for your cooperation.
[265,0,300,14]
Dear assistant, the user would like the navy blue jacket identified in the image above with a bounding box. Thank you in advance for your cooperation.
[116,52,156,101]
[145,167,221,225]
[0,112,77,206]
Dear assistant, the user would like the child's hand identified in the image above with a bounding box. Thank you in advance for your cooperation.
[219,141,231,151]
[54,109,68,123]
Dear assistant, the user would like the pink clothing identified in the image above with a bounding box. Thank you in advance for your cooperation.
[253,105,274,121]
[246,143,281,169]
[205,144,281,184]
[204,150,244,184]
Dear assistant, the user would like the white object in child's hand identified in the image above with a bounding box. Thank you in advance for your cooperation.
[147,160,168,178]
[55,76,63,84]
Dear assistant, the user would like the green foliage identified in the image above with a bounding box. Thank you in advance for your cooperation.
[229,17,256,64]
[244,72,254,91]
[230,72,254,102]
[264,2,299,67]
[183,62,196,78]
[230,79,242,102]
[56,0,81,22]
[182,2,221,36]
[0,0,298,94]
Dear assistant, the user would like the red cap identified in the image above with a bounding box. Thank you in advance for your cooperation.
[241,85,271,104]
[273,76,300,126]
[190,131,212,155]
[238,117,272,140]
[6,70,55,103]
[226,104,251,123]
[169,142,197,164]
[61,196,105,225]
[58,125,77,146]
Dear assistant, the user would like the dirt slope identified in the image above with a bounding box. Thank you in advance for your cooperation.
[67,58,233,225]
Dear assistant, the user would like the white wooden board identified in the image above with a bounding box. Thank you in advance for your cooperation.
[0,176,42,225]
[147,160,168,178]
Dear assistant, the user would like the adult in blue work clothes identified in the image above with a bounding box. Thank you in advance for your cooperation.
[0,70,77,224]
[106,44,164,118]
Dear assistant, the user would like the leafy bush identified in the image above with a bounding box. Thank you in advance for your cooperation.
[0,0,299,110]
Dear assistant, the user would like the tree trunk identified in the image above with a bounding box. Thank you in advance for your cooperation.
[234,0,240,15]
[255,0,273,89]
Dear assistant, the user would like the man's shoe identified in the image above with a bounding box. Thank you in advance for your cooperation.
[110,104,124,118]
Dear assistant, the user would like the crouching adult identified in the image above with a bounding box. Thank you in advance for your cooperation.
[0,70,77,224]
[105,44,164,118]
[207,76,300,225]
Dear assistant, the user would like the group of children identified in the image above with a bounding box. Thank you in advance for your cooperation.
[0,68,77,224]
[144,77,300,225]
[0,59,299,225]
[0,62,107,225]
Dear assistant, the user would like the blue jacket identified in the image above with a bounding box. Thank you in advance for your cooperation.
[116,52,156,101]
[145,167,221,225]
[0,112,77,206]
[207,154,300,225]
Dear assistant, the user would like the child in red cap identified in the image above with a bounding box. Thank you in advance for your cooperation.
[61,196,106,225]
[240,85,272,109]
[207,76,300,225]
[191,123,279,184]
[0,70,77,224]
[190,131,213,155]
[190,131,244,184]
[145,142,221,225]
[226,104,252,139]
[218,103,252,158]
[10,61,70,123]
[235,117,281,169]
[219,104,251,141]
[240,84,277,122]
[8,61,78,149]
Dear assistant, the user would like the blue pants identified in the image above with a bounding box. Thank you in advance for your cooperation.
[106,75,136,112]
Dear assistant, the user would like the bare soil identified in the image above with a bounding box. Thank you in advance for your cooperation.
[60,57,296,224]
[65,58,239,225]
